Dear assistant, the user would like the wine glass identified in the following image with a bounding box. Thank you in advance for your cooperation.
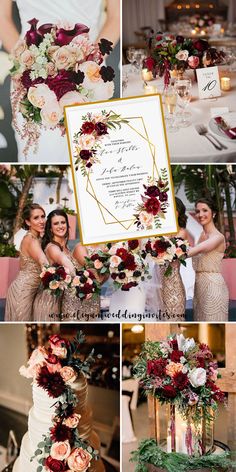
[126,47,136,73]
[163,87,179,133]
[174,79,192,127]
[134,49,147,71]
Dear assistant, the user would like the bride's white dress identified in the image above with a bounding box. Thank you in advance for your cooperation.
[14,0,103,163]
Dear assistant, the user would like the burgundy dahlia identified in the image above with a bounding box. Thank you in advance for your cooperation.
[147,358,167,377]
[162,384,177,398]
[50,422,72,442]
[116,248,128,260]
[123,254,136,271]
[128,240,139,250]
[81,121,95,134]
[159,192,168,202]
[45,456,67,472]
[173,371,189,390]
[95,122,108,136]
[144,185,160,198]
[193,39,209,53]
[80,150,93,160]
[170,339,178,350]
[144,197,161,215]
[46,71,77,101]
[153,239,170,255]
[170,350,184,363]
[37,366,66,398]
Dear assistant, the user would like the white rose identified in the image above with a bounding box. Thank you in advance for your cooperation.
[92,80,115,101]
[110,255,122,268]
[28,84,56,109]
[189,368,206,388]
[59,91,87,111]
[175,50,189,61]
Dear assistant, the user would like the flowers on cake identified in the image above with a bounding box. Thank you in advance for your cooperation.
[40,264,71,297]
[107,240,151,291]
[20,331,98,471]
[73,110,129,173]
[142,236,189,276]
[71,268,101,300]
[134,172,169,230]
[134,333,225,425]
[10,18,115,156]
[144,32,225,87]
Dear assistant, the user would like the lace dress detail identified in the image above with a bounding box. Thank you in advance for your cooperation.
[160,263,186,321]
[61,250,100,321]
[32,243,62,321]
[5,235,41,321]
[193,249,229,321]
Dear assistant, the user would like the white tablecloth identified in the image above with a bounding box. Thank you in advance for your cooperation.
[122,65,236,162]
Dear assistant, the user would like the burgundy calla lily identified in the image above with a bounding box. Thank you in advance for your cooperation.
[38,23,54,36]
[25,18,43,47]
[55,23,89,46]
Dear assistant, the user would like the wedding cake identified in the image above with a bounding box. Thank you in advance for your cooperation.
[13,332,104,472]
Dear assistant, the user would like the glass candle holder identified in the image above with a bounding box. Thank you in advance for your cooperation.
[220,77,231,91]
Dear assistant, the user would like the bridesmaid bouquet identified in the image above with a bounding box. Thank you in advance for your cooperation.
[71,268,100,301]
[85,248,111,276]
[10,18,115,156]
[143,236,189,276]
[108,240,151,291]
[40,264,72,297]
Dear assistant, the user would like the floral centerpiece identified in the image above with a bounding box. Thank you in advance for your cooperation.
[133,334,225,462]
[108,240,151,291]
[40,264,72,297]
[20,331,98,472]
[190,14,215,30]
[10,18,115,156]
[144,33,225,87]
[142,236,189,276]
[134,172,169,230]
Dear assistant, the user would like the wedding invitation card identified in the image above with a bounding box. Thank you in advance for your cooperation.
[65,95,178,244]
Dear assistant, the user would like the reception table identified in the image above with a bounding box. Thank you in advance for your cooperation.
[122,65,236,163]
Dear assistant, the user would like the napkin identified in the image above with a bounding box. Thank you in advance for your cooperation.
[214,116,236,139]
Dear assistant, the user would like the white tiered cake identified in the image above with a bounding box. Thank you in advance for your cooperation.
[13,384,61,471]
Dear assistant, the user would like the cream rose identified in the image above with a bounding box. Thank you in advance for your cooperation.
[139,211,154,227]
[28,84,56,109]
[110,255,122,268]
[59,91,87,111]
[53,45,78,70]
[92,80,114,101]
[94,260,103,270]
[79,61,101,87]
[60,366,77,384]
[63,413,81,428]
[46,61,57,76]
[72,275,81,287]
[12,39,27,59]
[47,267,56,274]
[65,274,72,284]
[49,280,60,290]
[50,440,71,461]
[21,50,35,68]
[175,50,189,61]
[67,448,92,471]
[40,100,63,128]
[189,367,207,388]
[78,134,96,149]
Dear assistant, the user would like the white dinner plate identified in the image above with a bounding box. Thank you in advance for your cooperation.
[209,112,236,141]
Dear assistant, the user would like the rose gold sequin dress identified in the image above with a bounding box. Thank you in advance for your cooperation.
[5,235,41,321]
[160,262,186,321]
[32,243,62,321]
[61,251,100,321]
[193,249,229,321]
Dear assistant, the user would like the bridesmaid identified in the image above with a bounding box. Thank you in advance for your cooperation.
[188,197,229,321]
[61,243,101,321]
[33,209,75,321]
[160,197,189,321]
[5,203,48,321]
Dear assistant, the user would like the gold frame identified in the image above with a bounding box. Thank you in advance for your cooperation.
[64,94,178,246]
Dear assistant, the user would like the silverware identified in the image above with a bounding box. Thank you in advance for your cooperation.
[195,124,227,151]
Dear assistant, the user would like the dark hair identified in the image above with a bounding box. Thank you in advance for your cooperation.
[175,197,187,229]
[42,209,70,251]
[195,197,218,223]
[22,203,45,230]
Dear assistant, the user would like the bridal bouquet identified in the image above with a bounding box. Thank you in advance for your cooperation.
[143,236,189,276]
[134,334,225,456]
[10,18,115,156]
[71,268,101,300]
[20,331,98,471]
[40,264,71,297]
[144,33,225,86]
[108,240,150,291]
[134,172,169,230]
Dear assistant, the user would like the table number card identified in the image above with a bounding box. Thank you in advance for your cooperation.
[65,95,177,245]
[196,66,221,100]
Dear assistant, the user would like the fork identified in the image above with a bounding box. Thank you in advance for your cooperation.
[195,124,227,151]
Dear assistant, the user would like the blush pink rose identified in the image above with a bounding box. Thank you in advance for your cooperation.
[60,366,77,384]
[94,260,103,270]
[67,448,92,471]
[50,440,71,461]
[40,100,63,128]
[12,39,27,59]
[175,49,189,61]
[53,45,78,70]
[79,61,101,87]
[63,413,81,428]
[28,84,56,109]
[110,255,122,268]
[59,91,87,110]
[188,55,200,68]
[78,133,96,149]
[175,247,184,257]
[72,275,81,287]
[21,50,35,68]
[139,210,154,227]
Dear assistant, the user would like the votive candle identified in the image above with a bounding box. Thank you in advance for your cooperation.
[141,68,153,81]
[220,77,231,91]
